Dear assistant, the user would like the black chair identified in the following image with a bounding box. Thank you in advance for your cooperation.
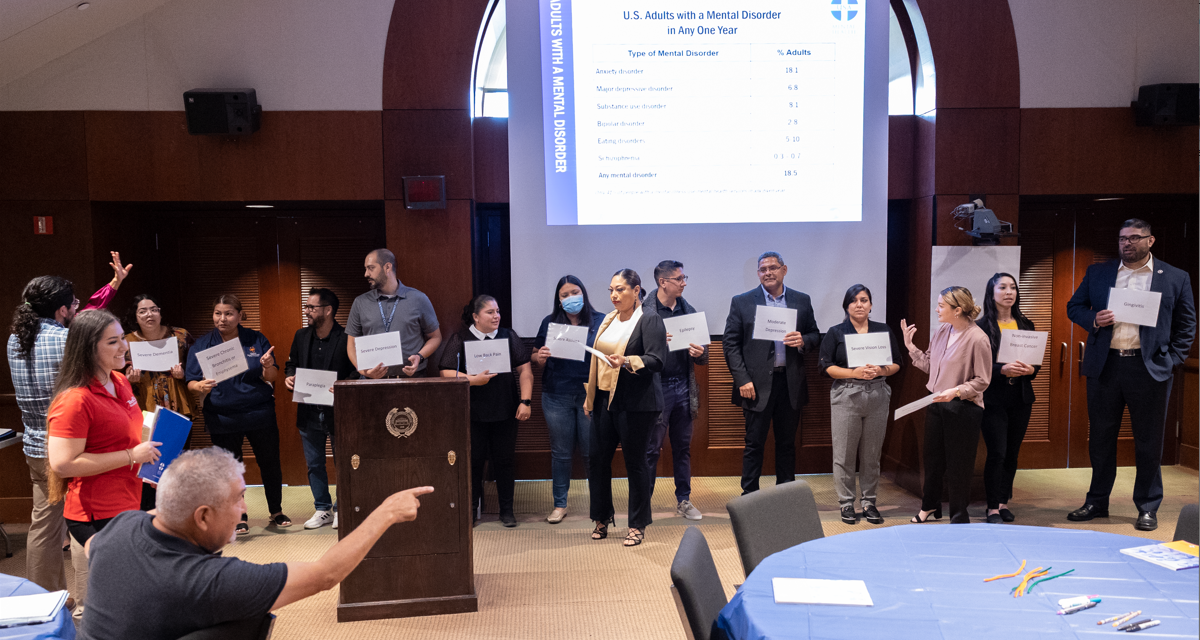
[669,527,729,640]
[1175,503,1198,545]
[177,613,275,640]
[726,479,824,578]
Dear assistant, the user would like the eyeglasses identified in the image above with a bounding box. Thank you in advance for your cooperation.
[665,275,689,284]
[1117,234,1151,245]
[135,307,162,316]
[302,304,331,312]
[70,299,80,310]
[757,265,783,274]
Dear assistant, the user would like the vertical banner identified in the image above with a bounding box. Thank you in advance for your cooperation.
[541,0,577,224]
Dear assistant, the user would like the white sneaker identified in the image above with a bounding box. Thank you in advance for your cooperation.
[676,500,702,521]
[332,511,338,529]
[304,510,334,530]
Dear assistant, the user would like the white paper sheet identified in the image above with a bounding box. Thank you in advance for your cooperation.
[546,323,588,361]
[895,393,939,420]
[354,332,405,370]
[772,578,873,607]
[0,589,69,626]
[997,329,1048,365]
[844,332,893,367]
[195,339,249,383]
[663,312,708,352]
[465,339,512,375]
[1108,287,1162,327]
[292,368,336,406]
[128,339,179,372]
[752,305,797,342]
[583,344,617,367]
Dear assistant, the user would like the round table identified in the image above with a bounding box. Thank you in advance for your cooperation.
[717,524,1199,639]
[0,574,75,640]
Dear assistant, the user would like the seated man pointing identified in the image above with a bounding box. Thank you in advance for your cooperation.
[81,447,433,640]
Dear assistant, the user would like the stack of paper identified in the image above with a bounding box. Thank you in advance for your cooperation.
[1121,542,1200,571]
[0,589,68,627]
[772,578,874,606]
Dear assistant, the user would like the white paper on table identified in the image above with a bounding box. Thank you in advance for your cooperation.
[195,339,249,383]
[582,344,617,367]
[129,339,179,372]
[354,332,405,370]
[663,312,708,352]
[1108,287,1162,327]
[465,339,512,375]
[844,332,893,367]
[772,578,873,607]
[894,393,939,420]
[752,305,797,342]
[292,368,336,406]
[996,329,1048,365]
[0,589,69,626]
[546,323,587,361]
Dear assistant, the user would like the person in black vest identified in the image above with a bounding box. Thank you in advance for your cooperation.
[284,288,359,530]
[439,295,532,527]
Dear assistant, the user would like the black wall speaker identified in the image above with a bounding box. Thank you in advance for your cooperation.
[183,89,262,135]
[1131,83,1199,126]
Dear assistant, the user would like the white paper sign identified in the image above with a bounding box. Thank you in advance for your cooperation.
[1108,287,1162,327]
[129,339,179,372]
[582,344,618,368]
[772,578,874,607]
[546,323,587,361]
[195,339,249,383]
[465,339,512,375]
[844,332,893,367]
[997,329,1048,365]
[662,312,708,352]
[354,332,405,370]
[894,393,939,420]
[292,368,336,406]
[752,305,797,341]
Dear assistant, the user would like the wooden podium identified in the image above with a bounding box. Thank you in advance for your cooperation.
[333,377,477,621]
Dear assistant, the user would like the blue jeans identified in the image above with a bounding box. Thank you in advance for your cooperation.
[647,375,693,501]
[542,390,590,508]
[298,422,336,512]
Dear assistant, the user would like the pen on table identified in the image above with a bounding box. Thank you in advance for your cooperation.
[1122,620,1160,633]
[1099,612,1135,625]
[1057,601,1098,615]
[1113,611,1142,627]
[1117,618,1153,631]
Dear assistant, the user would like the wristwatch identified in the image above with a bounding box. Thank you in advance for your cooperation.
[520,399,532,407]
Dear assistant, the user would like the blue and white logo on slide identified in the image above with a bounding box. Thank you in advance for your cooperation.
[830,0,859,21]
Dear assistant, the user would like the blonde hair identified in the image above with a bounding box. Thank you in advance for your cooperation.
[940,286,981,321]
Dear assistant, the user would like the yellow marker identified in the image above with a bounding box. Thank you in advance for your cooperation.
[1113,611,1141,628]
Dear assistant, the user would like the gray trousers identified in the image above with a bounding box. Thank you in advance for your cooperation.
[829,379,891,508]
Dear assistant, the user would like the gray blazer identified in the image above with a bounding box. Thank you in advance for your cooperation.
[722,286,820,412]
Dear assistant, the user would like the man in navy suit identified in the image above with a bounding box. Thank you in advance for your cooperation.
[723,252,821,494]
[1065,219,1196,531]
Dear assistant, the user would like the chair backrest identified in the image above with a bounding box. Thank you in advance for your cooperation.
[669,527,728,640]
[726,479,824,578]
[176,613,275,640]
[1175,503,1198,545]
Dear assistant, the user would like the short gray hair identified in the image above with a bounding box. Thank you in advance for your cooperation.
[758,251,785,266]
[156,448,245,528]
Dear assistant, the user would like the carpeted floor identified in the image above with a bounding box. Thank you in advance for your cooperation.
[1,466,1195,639]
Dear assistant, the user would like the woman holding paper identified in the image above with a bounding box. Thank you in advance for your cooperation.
[901,286,992,524]
[531,275,605,524]
[818,284,903,525]
[438,295,533,528]
[185,295,289,533]
[976,273,1040,524]
[584,269,666,547]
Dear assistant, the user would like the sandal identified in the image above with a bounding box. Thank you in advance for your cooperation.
[269,513,292,528]
[623,527,644,547]
[910,508,942,524]
[235,515,250,535]
[591,516,614,540]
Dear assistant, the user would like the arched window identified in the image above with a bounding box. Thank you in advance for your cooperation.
[472,0,508,118]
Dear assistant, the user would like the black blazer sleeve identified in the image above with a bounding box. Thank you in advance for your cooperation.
[611,313,667,412]
[798,300,820,355]
[722,295,751,387]
[284,329,303,377]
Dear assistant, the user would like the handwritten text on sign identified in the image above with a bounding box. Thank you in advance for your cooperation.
[752,305,797,342]
[997,330,1048,365]
[465,338,512,375]
[129,339,179,372]
[354,332,405,370]
[1108,287,1162,327]
[196,339,249,383]
[844,332,892,368]
[662,312,707,352]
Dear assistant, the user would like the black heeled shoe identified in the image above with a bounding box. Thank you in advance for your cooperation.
[591,516,615,540]
[910,508,942,523]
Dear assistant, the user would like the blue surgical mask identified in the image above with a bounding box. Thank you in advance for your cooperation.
[561,295,584,314]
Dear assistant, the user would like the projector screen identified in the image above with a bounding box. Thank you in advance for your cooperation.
[509,0,889,335]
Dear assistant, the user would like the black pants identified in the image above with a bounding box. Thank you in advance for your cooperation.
[740,371,800,494]
[471,417,519,516]
[210,424,285,514]
[589,390,656,530]
[980,385,1033,509]
[1085,352,1172,512]
[921,399,983,523]
[66,517,113,546]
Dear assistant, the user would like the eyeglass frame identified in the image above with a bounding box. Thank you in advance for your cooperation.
[302,304,331,312]
[135,307,162,316]
[1117,234,1152,245]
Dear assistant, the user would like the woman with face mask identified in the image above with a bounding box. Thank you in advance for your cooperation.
[531,276,605,524]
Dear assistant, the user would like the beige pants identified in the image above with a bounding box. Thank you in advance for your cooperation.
[26,455,87,619]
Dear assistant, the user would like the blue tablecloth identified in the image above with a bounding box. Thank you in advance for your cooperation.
[0,574,74,640]
[717,524,1199,639]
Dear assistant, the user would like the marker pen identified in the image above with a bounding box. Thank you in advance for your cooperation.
[1117,619,1152,631]
[1123,620,1160,633]
[1057,601,1098,615]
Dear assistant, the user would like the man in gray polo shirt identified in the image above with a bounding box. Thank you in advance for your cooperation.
[346,249,441,378]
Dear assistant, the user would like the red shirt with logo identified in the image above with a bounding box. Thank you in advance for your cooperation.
[47,372,143,521]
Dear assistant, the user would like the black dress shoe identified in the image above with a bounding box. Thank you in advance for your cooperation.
[986,513,1003,524]
[863,505,884,525]
[1134,511,1158,531]
[1067,504,1109,521]
[998,508,1015,522]
[840,506,857,524]
[500,512,517,528]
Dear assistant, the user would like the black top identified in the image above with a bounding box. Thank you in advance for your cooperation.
[976,316,1040,405]
[184,325,276,434]
[722,286,820,412]
[596,311,668,413]
[649,293,692,378]
[818,319,905,376]
[533,310,605,395]
[440,327,530,422]
[284,321,359,428]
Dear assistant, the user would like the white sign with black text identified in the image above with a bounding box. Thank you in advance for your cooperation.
[546,323,588,361]
[292,368,336,407]
[128,339,179,372]
[465,339,512,375]
[752,305,797,342]
[997,330,1048,365]
[195,339,248,383]
[844,332,893,368]
[662,312,708,352]
[1108,287,1161,327]
[354,332,405,370]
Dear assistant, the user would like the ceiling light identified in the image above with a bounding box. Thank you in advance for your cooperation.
[77,3,90,10]
[1094,197,1124,201]
[245,204,274,209]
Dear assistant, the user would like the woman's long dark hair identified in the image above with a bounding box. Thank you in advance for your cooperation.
[461,295,497,328]
[978,272,1034,345]
[549,275,597,325]
[126,293,171,337]
[10,276,75,360]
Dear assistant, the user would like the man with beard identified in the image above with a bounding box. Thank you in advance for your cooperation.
[1066,218,1195,531]
[284,288,358,530]
[346,249,441,378]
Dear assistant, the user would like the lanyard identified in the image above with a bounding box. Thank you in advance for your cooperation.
[378,297,398,333]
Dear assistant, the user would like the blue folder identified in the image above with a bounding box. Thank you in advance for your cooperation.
[137,407,192,484]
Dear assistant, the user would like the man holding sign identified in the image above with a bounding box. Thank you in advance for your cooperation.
[1066,219,1196,531]
[723,252,820,495]
[346,249,441,379]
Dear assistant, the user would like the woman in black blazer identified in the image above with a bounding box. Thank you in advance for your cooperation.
[976,273,1040,524]
[584,269,666,547]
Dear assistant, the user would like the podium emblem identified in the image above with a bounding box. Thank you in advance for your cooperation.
[386,407,419,438]
[448,450,457,465]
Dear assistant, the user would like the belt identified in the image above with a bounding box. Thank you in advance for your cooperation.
[1112,348,1141,357]
[773,366,787,373]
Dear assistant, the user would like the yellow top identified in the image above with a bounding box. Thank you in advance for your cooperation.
[996,319,1018,332]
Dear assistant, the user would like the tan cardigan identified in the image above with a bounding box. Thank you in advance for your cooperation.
[583,308,649,412]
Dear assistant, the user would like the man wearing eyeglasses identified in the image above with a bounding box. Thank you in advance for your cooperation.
[284,288,359,530]
[1066,218,1196,531]
[642,260,708,520]
[723,251,821,494]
